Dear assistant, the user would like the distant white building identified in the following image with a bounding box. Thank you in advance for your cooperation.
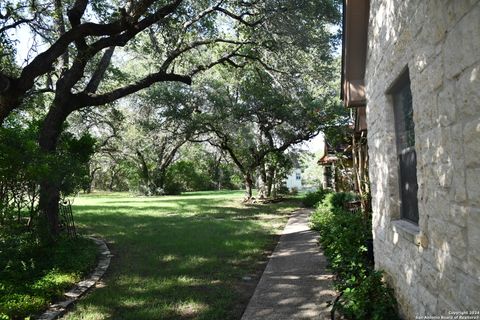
[284,168,303,191]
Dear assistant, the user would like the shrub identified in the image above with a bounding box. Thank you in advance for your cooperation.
[311,192,399,319]
[328,192,357,209]
[0,123,42,225]
[276,185,290,196]
[163,179,183,195]
[339,271,399,320]
[0,230,98,319]
[302,188,330,208]
[0,293,47,319]
[0,122,95,228]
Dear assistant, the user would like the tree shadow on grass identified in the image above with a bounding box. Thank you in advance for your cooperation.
[72,273,240,320]
[73,198,300,221]
[67,205,288,320]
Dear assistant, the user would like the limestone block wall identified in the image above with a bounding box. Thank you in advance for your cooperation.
[365,0,480,318]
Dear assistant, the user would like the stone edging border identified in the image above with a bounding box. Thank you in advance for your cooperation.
[36,237,112,320]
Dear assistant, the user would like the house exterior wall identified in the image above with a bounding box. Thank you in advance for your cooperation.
[365,0,480,318]
[285,168,303,190]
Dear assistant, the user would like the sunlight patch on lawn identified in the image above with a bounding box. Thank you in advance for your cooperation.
[121,296,146,308]
[60,192,301,320]
[183,255,210,266]
[160,254,178,262]
[175,300,208,317]
[63,304,111,320]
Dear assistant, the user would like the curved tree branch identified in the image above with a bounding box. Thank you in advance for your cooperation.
[0,15,36,33]
[16,0,183,97]
[67,0,88,27]
[85,46,116,93]
[213,6,263,27]
[161,38,254,72]
[75,72,192,108]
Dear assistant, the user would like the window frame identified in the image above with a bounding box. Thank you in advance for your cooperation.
[387,68,419,225]
[295,172,301,180]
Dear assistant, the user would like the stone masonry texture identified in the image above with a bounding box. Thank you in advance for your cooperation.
[365,0,480,319]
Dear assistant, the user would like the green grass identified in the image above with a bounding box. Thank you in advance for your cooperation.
[62,190,300,320]
[0,232,98,319]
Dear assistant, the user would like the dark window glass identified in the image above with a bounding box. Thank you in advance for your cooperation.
[392,70,419,224]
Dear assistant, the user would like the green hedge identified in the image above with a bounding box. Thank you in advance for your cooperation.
[311,192,399,320]
[302,188,331,208]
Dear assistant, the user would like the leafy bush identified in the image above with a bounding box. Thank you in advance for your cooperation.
[0,123,43,225]
[160,159,244,195]
[302,188,330,208]
[311,192,399,319]
[163,179,183,195]
[340,271,398,320]
[328,191,358,209]
[54,131,96,197]
[0,121,95,228]
[313,207,368,282]
[276,185,290,196]
[0,293,46,319]
[165,160,211,193]
[0,229,98,319]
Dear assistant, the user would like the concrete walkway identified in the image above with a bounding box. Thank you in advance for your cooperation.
[241,209,337,320]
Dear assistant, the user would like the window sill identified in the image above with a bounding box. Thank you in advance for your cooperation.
[391,219,428,248]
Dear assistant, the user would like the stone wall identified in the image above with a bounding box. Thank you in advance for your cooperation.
[365,0,480,318]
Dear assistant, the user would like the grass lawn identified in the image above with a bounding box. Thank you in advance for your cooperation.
[62,190,301,320]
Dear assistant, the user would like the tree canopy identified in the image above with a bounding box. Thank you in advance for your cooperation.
[0,0,342,236]
[0,0,340,122]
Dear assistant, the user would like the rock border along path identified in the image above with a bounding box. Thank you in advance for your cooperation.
[241,208,337,320]
[36,237,112,320]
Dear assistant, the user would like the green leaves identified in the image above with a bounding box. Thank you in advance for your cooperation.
[0,120,96,226]
[0,234,97,319]
[54,131,97,196]
[303,188,331,208]
[310,192,399,319]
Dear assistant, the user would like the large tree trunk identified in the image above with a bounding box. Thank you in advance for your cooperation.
[355,132,371,214]
[266,165,276,198]
[217,167,223,190]
[136,150,151,195]
[86,167,100,193]
[108,168,117,191]
[38,102,70,238]
[244,172,253,199]
[213,154,222,190]
[0,76,21,124]
[0,102,15,124]
[258,165,267,199]
[155,170,167,194]
[38,180,61,238]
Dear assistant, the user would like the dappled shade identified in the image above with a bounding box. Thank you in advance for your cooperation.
[62,191,300,319]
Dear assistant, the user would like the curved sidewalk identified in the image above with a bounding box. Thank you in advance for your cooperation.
[241,208,336,320]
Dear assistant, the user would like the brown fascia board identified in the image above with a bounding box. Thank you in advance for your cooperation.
[342,0,369,108]
[354,105,368,132]
[346,79,366,107]
[340,0,346,100]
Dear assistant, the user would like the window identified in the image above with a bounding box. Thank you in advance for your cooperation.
[296,172,301,180]
[390,68,419,224]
